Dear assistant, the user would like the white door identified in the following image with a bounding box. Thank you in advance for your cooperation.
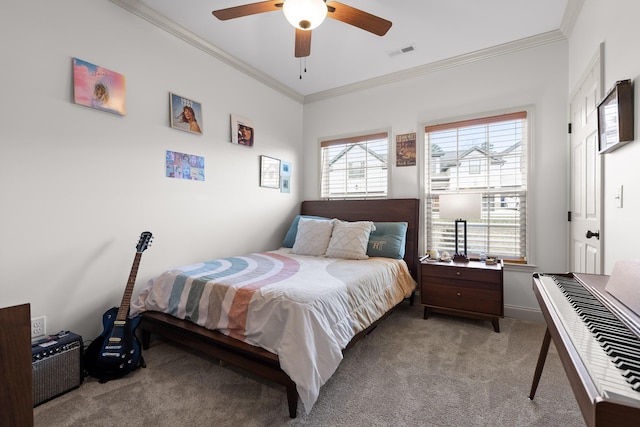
[569,48,603,274]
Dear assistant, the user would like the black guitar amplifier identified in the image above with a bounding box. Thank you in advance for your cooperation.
[32,331,83,406]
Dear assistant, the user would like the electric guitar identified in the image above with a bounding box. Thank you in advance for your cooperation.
[84,231,152,382]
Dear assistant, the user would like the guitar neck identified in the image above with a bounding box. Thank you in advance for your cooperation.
[116,252,142,322]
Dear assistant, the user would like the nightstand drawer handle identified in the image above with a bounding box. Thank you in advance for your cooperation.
[457,292,461,297]
[456,272,461,276]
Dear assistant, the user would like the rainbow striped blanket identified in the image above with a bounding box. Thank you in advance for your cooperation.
[131,248,416,413]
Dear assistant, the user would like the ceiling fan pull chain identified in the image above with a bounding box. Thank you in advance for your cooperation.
[299,58,302,80]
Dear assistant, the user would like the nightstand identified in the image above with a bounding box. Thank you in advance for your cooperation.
[420,259,504,332]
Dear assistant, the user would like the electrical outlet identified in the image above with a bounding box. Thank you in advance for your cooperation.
[31,316,46,338]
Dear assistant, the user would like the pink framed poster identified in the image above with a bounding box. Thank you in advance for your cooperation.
[73,58,126,116]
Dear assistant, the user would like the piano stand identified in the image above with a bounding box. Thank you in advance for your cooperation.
[530,272,640,427]
[528,327,551,399]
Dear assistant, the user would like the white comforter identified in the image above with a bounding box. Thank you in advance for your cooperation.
[131,248,416,413]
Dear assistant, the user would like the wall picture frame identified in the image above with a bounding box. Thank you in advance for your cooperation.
[280,161,291,193]
[170,93,203,134]
[72,57,126,116]
[231,114,254,146]
[260,155,280,189]
[597,79,634,154]
[396,132,417,166]
[165,150,205,181]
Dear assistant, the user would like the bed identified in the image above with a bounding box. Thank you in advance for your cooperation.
[132,198,419,417]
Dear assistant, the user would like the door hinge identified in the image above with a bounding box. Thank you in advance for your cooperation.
[568,123,572,134]
[568,211,571,222]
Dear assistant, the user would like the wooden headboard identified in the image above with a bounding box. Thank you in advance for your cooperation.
[301,199,420,281]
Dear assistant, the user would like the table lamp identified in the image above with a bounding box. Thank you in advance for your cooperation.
[439,193,482,262]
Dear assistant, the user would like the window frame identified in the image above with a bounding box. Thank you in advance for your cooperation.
[420,107,534,265]
[318,129,391,200]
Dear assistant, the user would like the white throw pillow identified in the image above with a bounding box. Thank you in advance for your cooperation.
[291,217,335,256]
[325,220,376,260]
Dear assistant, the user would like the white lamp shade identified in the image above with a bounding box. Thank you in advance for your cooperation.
[439,193,482,220]
[283,0,328,30]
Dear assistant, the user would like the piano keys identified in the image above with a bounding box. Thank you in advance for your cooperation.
[529,272,640,427]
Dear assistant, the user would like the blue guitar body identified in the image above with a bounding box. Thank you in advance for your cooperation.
[84,232,152,382]
[84,307,144,382]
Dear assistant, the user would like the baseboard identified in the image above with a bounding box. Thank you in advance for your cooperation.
[504,304,544,323]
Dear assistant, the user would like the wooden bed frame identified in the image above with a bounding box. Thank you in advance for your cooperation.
[138,198,420,418]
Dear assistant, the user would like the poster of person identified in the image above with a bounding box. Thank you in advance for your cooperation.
[396,132,417,166]
[170,93,203,134]
[165,150,205,181]
[73,58,126,116]
[231,114,254,146]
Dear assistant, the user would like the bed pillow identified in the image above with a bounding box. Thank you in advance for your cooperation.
[366,222,408,259]
[325,220,376,260]
[291,217,335,256]
[282,215,329,248]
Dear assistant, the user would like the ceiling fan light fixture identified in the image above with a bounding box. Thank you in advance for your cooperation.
[283,0,327,30]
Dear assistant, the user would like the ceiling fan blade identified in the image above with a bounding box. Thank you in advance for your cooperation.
[212,1,282,21]
[295,29,312,58]
[326,1,392,36]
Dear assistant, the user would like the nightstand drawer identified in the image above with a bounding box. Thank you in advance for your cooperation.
[422,264,501,284]
[423,284,502,316]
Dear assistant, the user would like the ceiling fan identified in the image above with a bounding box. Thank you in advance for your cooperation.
[212,0,392,58]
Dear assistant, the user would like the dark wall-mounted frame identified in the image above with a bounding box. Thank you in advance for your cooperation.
[597,79,634,154]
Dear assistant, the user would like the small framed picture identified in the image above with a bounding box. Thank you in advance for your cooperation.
[280,161,291,193]
[260,155,280,189]
[170,93,203,134]
[165,150,205,181]
[396,132,416,166]
[281,161,291,176]
[280,176,291,193]
[231,114,254,146]
[72,58,126,116]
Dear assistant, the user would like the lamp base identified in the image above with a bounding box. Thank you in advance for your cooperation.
[453,253,470,263]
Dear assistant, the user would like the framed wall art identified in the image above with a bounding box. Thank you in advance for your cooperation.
[72,57,126,116]
[396,132,416,166]
[280,176,291,193]
[597,79,634,154]
[165,150,205,181]
[170,93,203,134]
[280,161,291,193]
[260,155,280,189]
[231,114,254,146]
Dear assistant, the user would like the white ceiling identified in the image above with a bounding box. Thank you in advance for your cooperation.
[113,0,573,100]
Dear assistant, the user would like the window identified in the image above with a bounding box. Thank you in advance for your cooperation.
[320,132,389,199]
[424,111,529,263]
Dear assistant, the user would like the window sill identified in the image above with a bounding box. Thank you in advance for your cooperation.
[503,262,537,274]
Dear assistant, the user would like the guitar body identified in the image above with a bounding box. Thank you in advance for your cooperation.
[84,307,144,382]
[84,231,152,383]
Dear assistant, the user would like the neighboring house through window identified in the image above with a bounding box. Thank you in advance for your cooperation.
[320,131,389,199]
[423,110,530,263]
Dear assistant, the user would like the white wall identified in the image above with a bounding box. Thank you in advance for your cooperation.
[568,0,640,273]
[5,1,636,338]
[303,42,570,320]
[0,1,303,340]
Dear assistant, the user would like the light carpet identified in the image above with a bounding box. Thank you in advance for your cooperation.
[34,303,583,426]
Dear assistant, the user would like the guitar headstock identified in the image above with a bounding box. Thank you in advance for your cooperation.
[136,231,153,253]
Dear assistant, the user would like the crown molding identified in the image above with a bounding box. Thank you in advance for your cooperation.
[303,30,567,104]
[559,0,585,38]
[109,0,305,103]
